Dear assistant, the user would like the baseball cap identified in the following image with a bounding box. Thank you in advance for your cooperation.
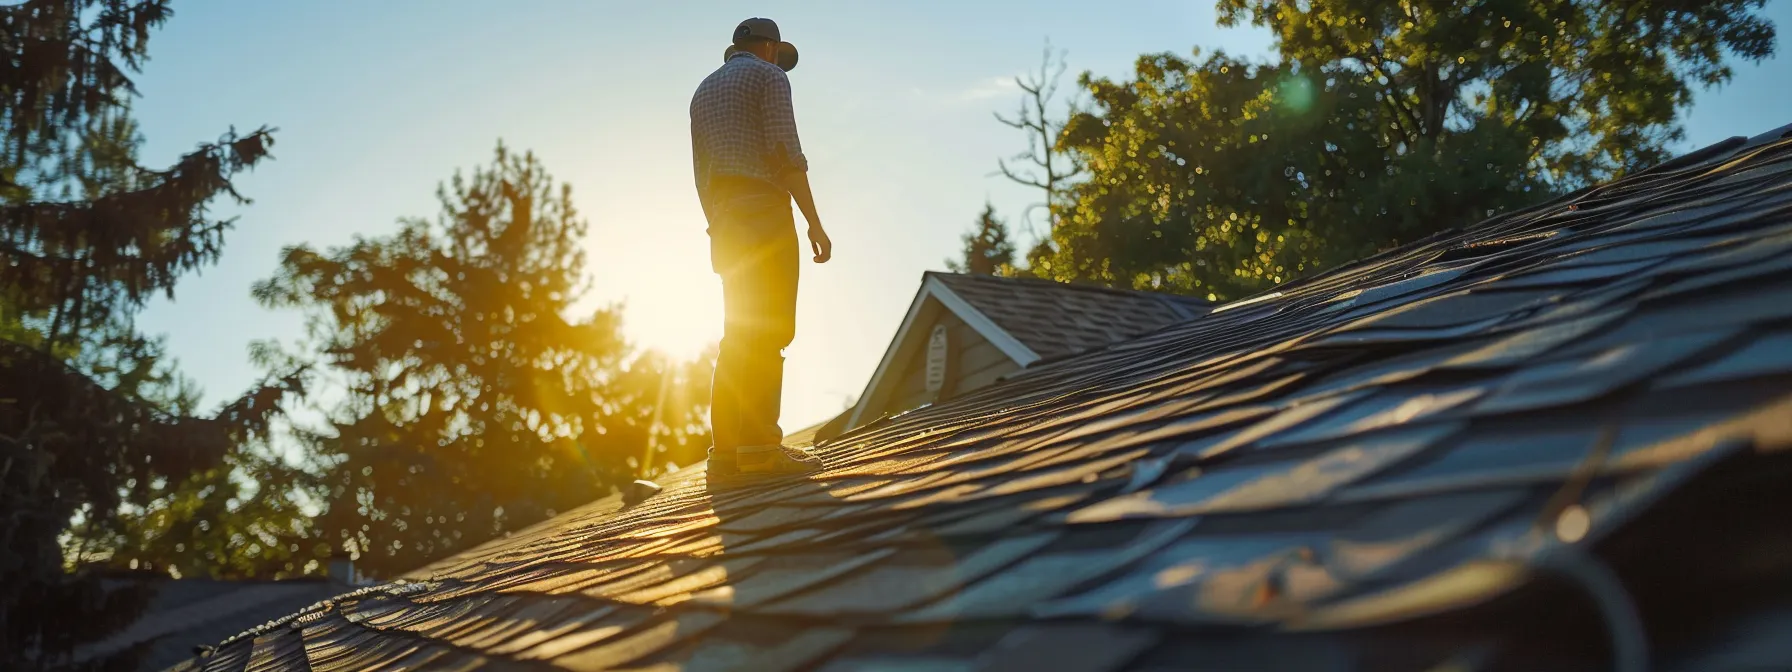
[722,17,798,71]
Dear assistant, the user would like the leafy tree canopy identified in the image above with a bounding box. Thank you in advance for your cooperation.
[255,144,711,579]
[1024,0,1775,301]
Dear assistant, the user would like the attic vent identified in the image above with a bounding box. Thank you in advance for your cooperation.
[925,324,950,394]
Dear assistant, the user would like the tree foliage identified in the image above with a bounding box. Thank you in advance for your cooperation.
[69,441,328,582]
[946,203,1018,276]
[2,0,166,201]
[255,144,711,579]
[1026,0,1776,301]
[2,2,297,668]
[1217,0,1776,183]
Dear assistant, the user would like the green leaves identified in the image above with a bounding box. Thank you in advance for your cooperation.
[1219,0,1774,184]
[1026,0,1774,302]
[260,143,710,579]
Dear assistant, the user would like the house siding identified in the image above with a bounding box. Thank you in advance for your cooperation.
[878,309,1019,418]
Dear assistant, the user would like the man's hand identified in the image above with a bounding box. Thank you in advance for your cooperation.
[776,170,828,263]
[807,224,832,264]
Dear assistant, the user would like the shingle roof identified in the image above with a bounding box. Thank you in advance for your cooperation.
[928,272,1211,360]
[169,128,1792,672]
[79,578,350,672]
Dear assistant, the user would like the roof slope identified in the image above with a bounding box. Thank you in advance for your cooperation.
[172,127,1792,671]
[927,272,1211,360]
[79,578,349,672]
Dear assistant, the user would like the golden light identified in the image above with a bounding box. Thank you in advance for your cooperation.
[576,190,727,364]
[624,274,724,362]
[1555,505,1591,544]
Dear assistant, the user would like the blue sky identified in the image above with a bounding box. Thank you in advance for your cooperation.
[133,1,1791,431]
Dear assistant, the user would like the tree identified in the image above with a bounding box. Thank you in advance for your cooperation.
[68,439,329,582]
[255,144,711,579]
[2,1,298,668]
[1216,0,1777,184]
[1035,51,1547,299]
[946,203,1018,276]
[994,39,1084,250]
[1028,0,1775,301]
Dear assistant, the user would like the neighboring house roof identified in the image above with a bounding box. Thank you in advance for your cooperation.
[843,272,1209,430]
[76,577,351,672]
[928,272,1211,361]
[170,125,1792,671]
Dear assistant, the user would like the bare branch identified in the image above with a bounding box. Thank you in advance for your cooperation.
[997,159,1052,191]
[993,37,1085,229]
[992,110,1028,130]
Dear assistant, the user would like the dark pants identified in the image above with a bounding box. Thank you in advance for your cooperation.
[706,178,798,452]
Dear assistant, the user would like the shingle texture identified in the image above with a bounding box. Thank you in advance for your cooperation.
[169,129,1792,671]
[80,578,349,672]
[930,272,1211,360]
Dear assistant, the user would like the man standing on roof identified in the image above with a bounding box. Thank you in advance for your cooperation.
[691,17,831,484]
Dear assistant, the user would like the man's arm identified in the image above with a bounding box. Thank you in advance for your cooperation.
[777,169,829,263]
[692,124,715,224]
[762,71,830,263]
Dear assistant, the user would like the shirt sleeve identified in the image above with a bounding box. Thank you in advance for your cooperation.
[690,119,713,219]
[760,70,808,175]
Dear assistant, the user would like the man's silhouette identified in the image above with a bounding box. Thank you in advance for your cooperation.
[690,17,831,484]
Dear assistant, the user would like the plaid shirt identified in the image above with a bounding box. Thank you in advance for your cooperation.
[690,52,807,208]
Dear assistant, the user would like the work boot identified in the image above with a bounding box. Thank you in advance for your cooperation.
[708,444,822,487]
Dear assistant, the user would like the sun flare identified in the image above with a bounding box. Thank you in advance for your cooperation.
[622,277,724,362]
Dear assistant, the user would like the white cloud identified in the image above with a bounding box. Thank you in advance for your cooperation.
[905,76,1023,109]
[956,76,1019,102]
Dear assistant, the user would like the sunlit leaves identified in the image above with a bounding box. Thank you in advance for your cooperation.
[256,144,710,579]
[1025,0,1773,302]
[1218,0,1775,183]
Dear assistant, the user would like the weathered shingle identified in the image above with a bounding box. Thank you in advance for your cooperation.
[170,128,1792,671]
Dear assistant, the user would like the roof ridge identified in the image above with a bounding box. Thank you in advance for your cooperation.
[928,270,1211,304]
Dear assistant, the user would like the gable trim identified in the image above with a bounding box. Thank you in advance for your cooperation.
[927,277,1042,367]
[844,275,1041,431]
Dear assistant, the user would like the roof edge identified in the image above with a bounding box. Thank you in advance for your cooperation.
[928,276,1043,366]
[926,270,1214,307]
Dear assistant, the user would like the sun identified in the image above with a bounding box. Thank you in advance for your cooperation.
[622,274,724,362]
[575,183,726,364]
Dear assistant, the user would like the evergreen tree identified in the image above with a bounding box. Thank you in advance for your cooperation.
[2,2,298,668]
[946,203,1018,276]
[254,144,710,579]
